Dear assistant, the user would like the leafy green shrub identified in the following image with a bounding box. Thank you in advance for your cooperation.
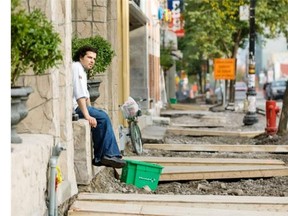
[72,36,115,79]
[11,0,62,86]
[160,41,175,71]
[160,47,174,71]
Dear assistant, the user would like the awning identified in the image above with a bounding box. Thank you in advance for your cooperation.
[129,0,149,31]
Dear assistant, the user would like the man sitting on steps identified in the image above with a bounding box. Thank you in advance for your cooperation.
[72,45,126,169]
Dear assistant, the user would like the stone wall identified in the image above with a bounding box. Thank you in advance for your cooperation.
[11,0,122,215]
[11,1,156,215]
[72,0,121,141]
[12,0,78,215]
[11,134,54,216]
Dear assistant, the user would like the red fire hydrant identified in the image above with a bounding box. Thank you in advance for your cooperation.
[265,100,280,135]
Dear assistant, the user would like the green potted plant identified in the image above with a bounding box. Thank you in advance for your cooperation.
[72,36,115,102]
[11,0,62,143]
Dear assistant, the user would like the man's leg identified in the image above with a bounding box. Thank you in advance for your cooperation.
[75,106,125,168]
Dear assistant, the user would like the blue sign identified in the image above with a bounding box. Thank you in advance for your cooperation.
[167,0,184,12]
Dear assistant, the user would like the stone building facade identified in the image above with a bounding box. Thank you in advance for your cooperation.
[11,0,163,215]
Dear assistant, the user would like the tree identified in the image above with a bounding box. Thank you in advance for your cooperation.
[277,81,288,135]
[160,39,176,95]
[181,0,288,131]
[160,45,174,72]
[182,0,250,99]
[183,0,288,62]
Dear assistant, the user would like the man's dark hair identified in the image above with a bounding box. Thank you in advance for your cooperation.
[72,45,98,62]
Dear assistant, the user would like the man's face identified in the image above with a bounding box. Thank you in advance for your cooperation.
[80,51,97,71]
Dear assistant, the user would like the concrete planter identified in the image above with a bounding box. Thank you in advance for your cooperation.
[87,78,102,103]
[11,86,33,143]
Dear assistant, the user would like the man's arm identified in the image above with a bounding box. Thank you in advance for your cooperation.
[86,98,92,107]
[77,97,97,128]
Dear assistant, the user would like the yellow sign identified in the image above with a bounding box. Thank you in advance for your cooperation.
[214,58,236,80]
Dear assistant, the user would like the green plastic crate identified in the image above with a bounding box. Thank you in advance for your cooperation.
[121,159,163,191]
[169,98,177,104]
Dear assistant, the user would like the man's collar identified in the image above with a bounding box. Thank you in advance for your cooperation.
[79,62,88,73]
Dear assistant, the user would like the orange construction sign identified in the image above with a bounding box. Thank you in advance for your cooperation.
[214,58,236,80]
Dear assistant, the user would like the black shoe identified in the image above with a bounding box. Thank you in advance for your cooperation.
[92,159,103,166]
[100,156,126,168]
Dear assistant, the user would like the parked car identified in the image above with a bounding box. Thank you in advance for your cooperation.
[270,79,287,100]
[263,82,272,100]
[235,81,247,91]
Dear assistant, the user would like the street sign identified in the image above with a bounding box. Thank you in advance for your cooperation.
[214,58,236,80]
[239,5,249,21]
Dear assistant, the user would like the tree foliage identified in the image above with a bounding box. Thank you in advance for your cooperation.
[160,41,175,71]
[181,0,288,71]
[160,47,174,71]
[181,0,288,131]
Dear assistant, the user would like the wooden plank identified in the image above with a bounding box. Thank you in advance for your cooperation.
[169,103,210,111]
[160,110,209,117]
[78,192,288,204]
[76,193,288,212]
[116,165,288,182]
[170,123,224,128]
[124,156,285,166]
[68,200,288,216]
[159,165,288,181]
[143,143,288,153]
[167,127,263,138]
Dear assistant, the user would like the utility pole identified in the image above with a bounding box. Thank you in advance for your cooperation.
[243,0,258,125]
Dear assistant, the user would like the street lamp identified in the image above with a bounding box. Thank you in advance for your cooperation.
[243,0,258,125]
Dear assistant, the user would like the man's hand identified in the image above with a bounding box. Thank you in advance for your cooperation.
[77,97,97,128]
[86,116,97,128]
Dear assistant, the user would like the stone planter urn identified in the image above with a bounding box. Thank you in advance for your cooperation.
[87,78,102,103]
[11,86,33,143]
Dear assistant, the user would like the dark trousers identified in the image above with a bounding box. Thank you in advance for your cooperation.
[75,106,121,163]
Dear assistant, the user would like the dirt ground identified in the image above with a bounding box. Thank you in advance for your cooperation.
[77,109,288,198]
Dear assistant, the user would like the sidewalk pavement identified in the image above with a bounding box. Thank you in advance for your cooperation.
[141,125,166,144]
